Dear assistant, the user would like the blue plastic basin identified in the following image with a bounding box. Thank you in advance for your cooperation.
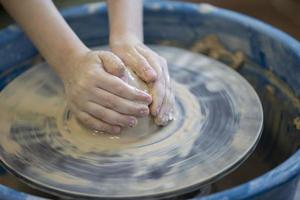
[0,2,299,200]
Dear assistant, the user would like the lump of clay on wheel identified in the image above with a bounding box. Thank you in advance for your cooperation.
[120,68,159,138]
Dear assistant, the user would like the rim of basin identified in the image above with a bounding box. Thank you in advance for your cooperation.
[0,1,299,199]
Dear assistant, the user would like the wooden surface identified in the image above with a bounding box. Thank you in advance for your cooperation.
[186,0,300,40]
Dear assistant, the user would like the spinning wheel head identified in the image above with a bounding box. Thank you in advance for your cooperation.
[0,46,263,199]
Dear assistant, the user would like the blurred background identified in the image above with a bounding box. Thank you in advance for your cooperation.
[0,0,299,40]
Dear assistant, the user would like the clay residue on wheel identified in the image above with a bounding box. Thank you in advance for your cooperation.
[191,35,245,70]
[0,107,21,155]
[159,35,245,70]
[294,117,300,130]
[0,46,263,198]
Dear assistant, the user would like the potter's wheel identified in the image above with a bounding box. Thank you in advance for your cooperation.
[0,46,263,199]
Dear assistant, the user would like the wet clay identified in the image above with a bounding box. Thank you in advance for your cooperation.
[63,66,161,146]
[0,58,199,155]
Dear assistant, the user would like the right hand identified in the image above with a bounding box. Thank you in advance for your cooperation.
[61,50,152,134]
[110,37,175,126]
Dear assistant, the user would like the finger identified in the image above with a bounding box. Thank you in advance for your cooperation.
[135,44,163,76]
[90,88,150,117]
[155,82,175,126]
[84,102,138,127]
[121,47,157,82]
[136,46,166,116]
[149,80,165,116]
[156,59,174,124]
[154,59,174,125]
[96,73,152,104]
[76,111,121,134]
[97,51,125,78]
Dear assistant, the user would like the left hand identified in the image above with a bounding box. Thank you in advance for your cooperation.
[110,37,175,126]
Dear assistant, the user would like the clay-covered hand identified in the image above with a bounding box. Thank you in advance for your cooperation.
[111,38,175,126]
[61,50,152,134]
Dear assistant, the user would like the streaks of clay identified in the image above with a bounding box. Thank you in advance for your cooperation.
[265,84,275,95]
[247,62,300,110]
[158,35,245,70]
[191,35,245,70]
[264,70,300,109]
[294,117,300,130]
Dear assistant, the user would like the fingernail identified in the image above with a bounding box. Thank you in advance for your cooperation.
[129,117,137,127]
[139,108,149,116]
[141,92,152,103]
[145,95,152,104]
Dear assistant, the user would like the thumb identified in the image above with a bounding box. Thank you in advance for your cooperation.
[97,51,125,78]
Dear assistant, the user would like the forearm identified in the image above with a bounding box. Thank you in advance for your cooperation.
[107,0,143,44]
[1,0,88,77]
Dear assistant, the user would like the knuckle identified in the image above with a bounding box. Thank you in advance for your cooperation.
[106,51,116,58]
[79,79,93,89]
[76,78,87,89]
[107,112,120,122]
[89,52,102,63]
[102,94,112,104]
[108,98,118,109]
[103,95,118,109]
[87,69,102,80]
[115,116,126,125]
[116,63,125,73]
[111,65,125,77]
[129,106,140,115]
[97,50,107,57]
[136,57,145,66]
[114,83,125,95]
[86,69,96,77]
[131,87,142,99]
[95,108,105,119]
[108,112,127,126]
[135,57,148,69]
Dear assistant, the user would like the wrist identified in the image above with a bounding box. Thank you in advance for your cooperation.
[51,45,90,81]
[109,32,143,48]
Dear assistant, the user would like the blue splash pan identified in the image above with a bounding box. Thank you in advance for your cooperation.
[0,1,299,200]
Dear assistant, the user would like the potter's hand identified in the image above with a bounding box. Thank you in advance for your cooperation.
[62,50,152,133]
[111,38,175,126]
[0,1,153,133]
[107,0,174,125]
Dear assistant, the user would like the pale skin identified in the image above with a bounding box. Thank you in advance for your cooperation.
[1,0,174,133]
